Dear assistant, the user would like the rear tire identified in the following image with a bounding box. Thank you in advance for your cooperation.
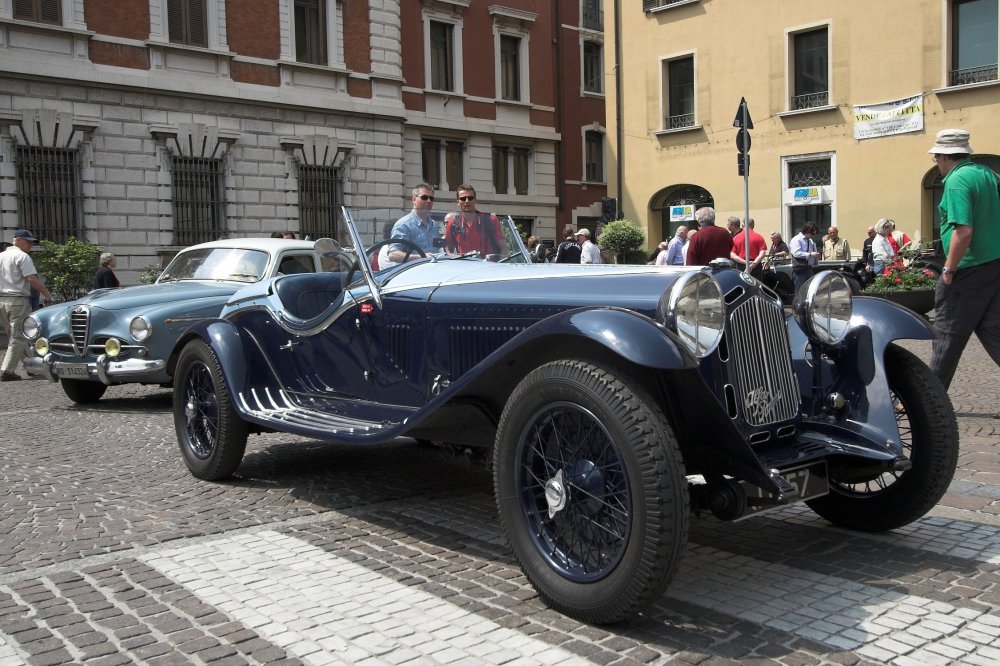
[61,379,108,404]
[494,359,688,624]
[173,340,248,481]
[806,344,958,531]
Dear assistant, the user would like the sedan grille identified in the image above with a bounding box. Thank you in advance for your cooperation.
[70,306,90,356]
[727,297,800,426]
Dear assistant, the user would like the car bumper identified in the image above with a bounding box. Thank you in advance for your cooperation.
[24,354,167,385]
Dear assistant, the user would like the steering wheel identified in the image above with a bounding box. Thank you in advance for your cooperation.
[348,238,428,284]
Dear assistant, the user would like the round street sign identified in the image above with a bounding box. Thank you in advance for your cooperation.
[736,128,751,153]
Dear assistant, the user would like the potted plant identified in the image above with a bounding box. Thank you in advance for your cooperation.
[862,266,938,315]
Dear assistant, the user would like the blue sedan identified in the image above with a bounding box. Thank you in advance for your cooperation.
[22,238,323,403]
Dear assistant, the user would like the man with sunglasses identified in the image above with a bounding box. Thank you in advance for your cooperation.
[443,185,506,259]
[387,183,440,263]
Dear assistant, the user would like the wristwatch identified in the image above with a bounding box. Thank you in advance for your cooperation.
[942,267,955,275]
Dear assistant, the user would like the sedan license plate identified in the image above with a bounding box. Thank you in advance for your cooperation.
[737,461,829,520]
[54,363,91,378]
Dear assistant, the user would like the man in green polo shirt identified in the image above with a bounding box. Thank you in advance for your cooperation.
[927,129,1000,395]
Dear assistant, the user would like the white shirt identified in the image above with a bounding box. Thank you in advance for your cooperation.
[0,245,37,296]
[580,239,602,264]
[871,235,894,263]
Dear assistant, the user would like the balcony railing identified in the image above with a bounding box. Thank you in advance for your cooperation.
[582,7,603,31]
[666,113,695,130]
[949,64,998,87]
[790,91,829,110]
[644,0,697,11]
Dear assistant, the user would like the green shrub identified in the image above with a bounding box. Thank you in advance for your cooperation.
[31,237,102,302]
[597,219,645,264]
[138,263,163,285]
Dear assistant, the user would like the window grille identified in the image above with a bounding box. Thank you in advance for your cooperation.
[582,1,603,31]
[168,0,207,48]
[791,28,828,110]
[788,159,831,188]
[295,0,328,65]
[643,0,695,11]
[13,146,82,244]
[666,56,695,129]
[13,0,61,24]
[298,165,343,240]
[170,156,225,246]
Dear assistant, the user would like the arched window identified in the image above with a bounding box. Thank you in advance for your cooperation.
[650,184,714,242]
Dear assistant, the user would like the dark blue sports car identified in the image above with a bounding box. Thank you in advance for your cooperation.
[171,207,957,624]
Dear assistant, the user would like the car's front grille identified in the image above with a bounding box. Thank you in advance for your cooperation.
[727,296,800,426]
[70,306,90,356]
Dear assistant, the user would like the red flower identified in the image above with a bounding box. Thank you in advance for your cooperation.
[894,277,902,284]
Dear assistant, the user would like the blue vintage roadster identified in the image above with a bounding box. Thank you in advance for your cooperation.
[171,207,957,624]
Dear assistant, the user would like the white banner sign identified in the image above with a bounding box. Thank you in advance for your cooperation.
[853,94,924,140]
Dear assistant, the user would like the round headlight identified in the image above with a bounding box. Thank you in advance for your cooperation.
[662,272,725,358]
[22,315,39,340]
[34,338,49,356]
[794,271,853,346]
[104,338,122,358]
[130,316,152,342]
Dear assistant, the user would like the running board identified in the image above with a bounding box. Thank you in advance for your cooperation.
[237,387,392,435]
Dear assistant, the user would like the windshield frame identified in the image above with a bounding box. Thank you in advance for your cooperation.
[157,247,271,284]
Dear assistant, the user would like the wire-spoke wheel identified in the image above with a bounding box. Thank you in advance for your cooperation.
[806,344,958,531]
[173,340,248,480]
[495,359,688,624]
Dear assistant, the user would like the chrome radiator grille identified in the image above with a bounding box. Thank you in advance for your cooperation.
[70,306,90,356]
[727,297,800,426]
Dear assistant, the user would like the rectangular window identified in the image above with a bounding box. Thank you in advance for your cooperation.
[421,139,442,189]
[430,21,454,91]
[492,146,509,194]
[500,35,521,101]
[13,146,82,244]
[168,0,208,48]
[298,165,343,240]
[583,41,603,93]
[791,27,829,110]
[493,146,530,195]
[295,0,328,65]
[171,156,225,246]
[12,0,61,24]
[582,0,603,31]
[585,131,603,182]
[951,0,999,85]
[788,158,832,187]
[445,141,464,191]
[512,148,529,195]
[663,56,695,129]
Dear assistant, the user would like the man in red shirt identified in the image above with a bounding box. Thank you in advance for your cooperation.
[444,184,506,259]
[730,217,767,279]
[685,207,733,266]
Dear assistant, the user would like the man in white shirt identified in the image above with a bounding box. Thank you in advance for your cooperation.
[662,226,688,265]
[1,230,52,381]
[576,228,602,264]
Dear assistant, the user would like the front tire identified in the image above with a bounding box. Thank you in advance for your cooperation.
[806,344,958,531]
[173,340,248,481]
[61,379,108,404]
[494,360,688,624]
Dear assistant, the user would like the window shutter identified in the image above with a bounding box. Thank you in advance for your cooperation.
[319,0,328,65]
[12,0,34,20]
[167,0,184,42]
[188,0,208,47]
[39,0,60,23]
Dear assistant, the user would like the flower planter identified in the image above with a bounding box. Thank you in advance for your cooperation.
[865,289,935,315]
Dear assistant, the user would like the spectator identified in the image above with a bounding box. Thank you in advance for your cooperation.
[789,222,821,291]
[926,128,1000,392]
[871,218,896,275]
[555,227,582,264]
[685,207,733,266]
[648,242,666,265]
[731,218,767,279]
[768,231,790,259]
[726,216,742,237]
[94,253,120,290]
[526,236,548,263]
[576,228,602,264]
[444,185,506,259]
[270,231,284,238]
[861,226,876,271]
[388,183,438,263]
[823,226,851,260]
[662,227,688,266]
[1,230,53,381]
[282,232,297,240]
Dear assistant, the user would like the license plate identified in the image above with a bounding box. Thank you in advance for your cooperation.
[737,461,829,520]
[54,364,91,378]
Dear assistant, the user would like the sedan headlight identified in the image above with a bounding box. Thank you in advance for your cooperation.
[130,316,152,342]
[104,338,122,358]
[661,272,725,358]
[794,271,853,346]
[34,338,49,356]
[22,315,39,340]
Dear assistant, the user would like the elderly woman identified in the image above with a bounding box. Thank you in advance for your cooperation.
[93,252,120,289]
[872,218,896,276]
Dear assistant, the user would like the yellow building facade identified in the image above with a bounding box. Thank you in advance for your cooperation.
[606,0,1000,254]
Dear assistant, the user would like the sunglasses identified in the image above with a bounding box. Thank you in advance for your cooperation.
[417,194,435,201]
[458,196,476,201]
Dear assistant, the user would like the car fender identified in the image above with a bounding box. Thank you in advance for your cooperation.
[170,319,249,393]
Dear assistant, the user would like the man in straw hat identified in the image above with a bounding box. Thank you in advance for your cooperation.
[927,128,1000,399]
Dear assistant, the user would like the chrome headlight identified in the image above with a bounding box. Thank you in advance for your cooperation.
[794,271,853,346]
[662,272,725,358]
[104,338,122,358]
[22,315,39,340]
[129,316,152,342]
[34,338,49,356]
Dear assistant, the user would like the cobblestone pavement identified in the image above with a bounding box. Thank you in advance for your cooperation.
[0,337,997,665]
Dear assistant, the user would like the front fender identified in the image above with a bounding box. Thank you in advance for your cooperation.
[171,319,249,396]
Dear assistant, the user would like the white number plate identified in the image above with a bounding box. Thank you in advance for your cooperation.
[737,461,829,520]
[54,364,91,378]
